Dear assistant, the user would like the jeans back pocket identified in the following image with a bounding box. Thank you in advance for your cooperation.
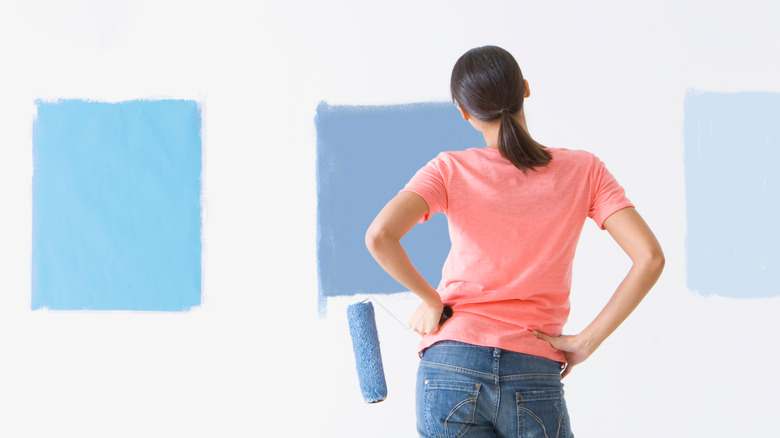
[516,388,566,438]
[423,379,481,438]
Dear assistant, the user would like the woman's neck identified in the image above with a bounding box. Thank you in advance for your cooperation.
[483,109,529,149]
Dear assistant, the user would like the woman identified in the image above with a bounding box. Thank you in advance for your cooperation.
[365,45,664,438]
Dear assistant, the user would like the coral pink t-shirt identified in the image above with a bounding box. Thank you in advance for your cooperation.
[401,147,634,362]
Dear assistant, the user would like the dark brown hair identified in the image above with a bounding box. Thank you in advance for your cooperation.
[450,45,551,173]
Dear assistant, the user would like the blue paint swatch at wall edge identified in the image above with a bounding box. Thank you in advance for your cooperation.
[685,91,780,298]
[33,100,202,310]
[315,102,484,305]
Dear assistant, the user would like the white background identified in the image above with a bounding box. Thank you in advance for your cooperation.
[1,1,779,436]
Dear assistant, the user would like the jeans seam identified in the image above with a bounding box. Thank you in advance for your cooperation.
[420,360,495,380]
[500,373,562,383]
[418,343,572,437]
[556,409,564,438]
[492,351,501,427]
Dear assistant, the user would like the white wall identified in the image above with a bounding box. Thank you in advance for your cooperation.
[1,1,778,436]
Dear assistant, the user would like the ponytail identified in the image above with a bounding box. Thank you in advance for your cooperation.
[498,109,551,174]
[451,45,552,173]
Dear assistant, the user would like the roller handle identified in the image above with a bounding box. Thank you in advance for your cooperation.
[438,305,453,327]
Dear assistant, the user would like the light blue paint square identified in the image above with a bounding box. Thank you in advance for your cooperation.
[685,91,780,298]
[315,102,484,309]
[32,100,202,311]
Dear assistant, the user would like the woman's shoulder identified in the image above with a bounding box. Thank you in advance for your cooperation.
[437,147,490,157]
[547,147,604,168]
[548,147,596,159]
[439,147,596,158]
[432,147,601,170]
[424,148,488,165]
[436,147,507,161]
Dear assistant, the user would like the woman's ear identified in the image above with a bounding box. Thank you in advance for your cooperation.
[524,79,531,98]
[456,104,470,121]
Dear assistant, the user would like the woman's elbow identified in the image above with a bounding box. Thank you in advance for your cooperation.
[365,226,380,253]
[639,246,665,278]
[365,224,392,255]
[651,250,665,274]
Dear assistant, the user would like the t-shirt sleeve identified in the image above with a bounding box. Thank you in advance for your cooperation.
[589,156,634,229]
[399,154,448,223]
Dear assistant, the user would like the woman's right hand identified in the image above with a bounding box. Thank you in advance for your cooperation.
[409,299,445,335]
[533,331,595,378]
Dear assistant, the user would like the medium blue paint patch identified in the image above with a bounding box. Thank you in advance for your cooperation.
[32,100,202,311]
[315,102,484,308]
[685,91,780,298]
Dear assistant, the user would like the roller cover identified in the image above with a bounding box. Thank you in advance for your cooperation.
[347,301,388,403]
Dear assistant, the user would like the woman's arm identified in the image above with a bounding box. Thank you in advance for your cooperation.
[365,191,444,335]
[535,207,665,377]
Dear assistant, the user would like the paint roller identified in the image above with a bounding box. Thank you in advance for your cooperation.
[347,300,453,403]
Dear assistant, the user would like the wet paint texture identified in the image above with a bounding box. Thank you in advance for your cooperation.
[32,100,202,310]
[315,102,483,304]
[685,92,780,298]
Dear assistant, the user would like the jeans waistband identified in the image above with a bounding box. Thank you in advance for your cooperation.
[421,340,563,379]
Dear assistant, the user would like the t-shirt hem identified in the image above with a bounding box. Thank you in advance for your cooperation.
[399,188,435,222]
[418,334,566,363]
[595,202,635,230]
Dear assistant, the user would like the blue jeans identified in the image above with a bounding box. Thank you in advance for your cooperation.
[416,341,573,438]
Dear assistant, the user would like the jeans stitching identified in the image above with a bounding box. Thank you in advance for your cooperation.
[418,342,572,437]
[517,388,565,438]
[491,350,499,426]
[517,405,549,438]
[420,360,495,380]
[446,396,477,437]
[500,373,562,383]
[424,381,480,438]
[556,409,564,438]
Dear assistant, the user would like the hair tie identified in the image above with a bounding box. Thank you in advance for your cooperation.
[500,108,511,114]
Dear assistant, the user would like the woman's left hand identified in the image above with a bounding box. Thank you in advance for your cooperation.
[533,331,595,379]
